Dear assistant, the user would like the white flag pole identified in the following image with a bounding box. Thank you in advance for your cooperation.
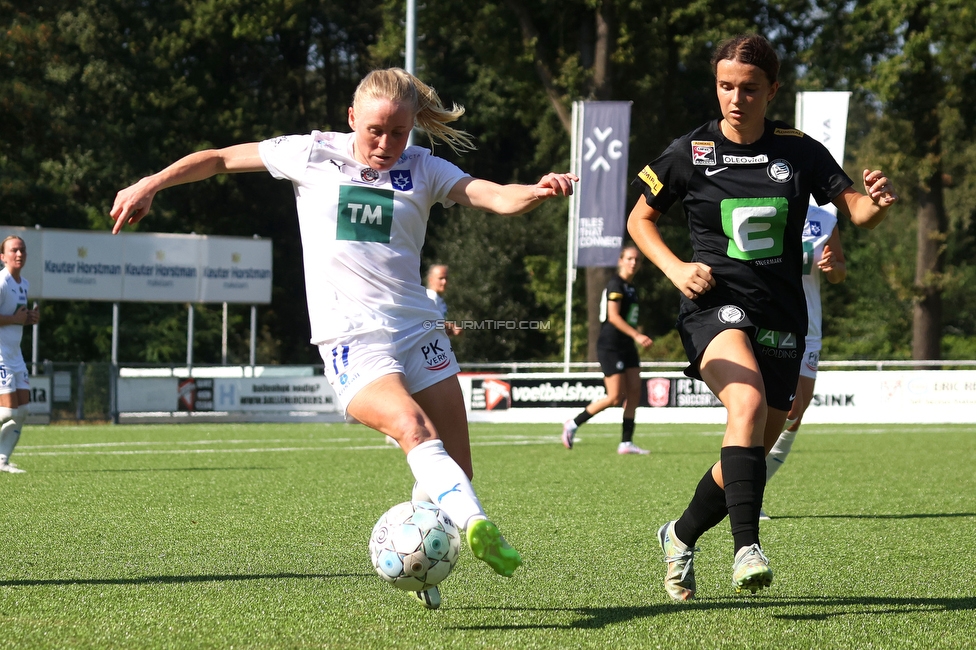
[564,101,583,371]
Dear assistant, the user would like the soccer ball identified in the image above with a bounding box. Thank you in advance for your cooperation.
[369,501,461,591]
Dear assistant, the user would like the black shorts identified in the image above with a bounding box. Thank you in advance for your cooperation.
[677,305,804,411]
[597,343,640,376]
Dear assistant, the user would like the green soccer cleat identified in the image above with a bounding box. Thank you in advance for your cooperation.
[732,543,773,594]
[409,586,441,610]
[658,521,698,600]
[466,519,522,577]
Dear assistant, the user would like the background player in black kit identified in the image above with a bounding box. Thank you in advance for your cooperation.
[562,244,654,454]
[628,34,898,599]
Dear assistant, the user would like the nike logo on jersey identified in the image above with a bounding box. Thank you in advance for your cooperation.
[704,167,729,176]
[789,393,797,401]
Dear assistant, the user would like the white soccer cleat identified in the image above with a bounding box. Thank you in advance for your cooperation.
[617,441,650,455]
[732,544,773,594]
[658,521,698,600]
[759,508,771,521]
[561,419,577,449]
[0,462,26,474]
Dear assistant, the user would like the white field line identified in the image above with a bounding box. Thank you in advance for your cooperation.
[14,426,964,457]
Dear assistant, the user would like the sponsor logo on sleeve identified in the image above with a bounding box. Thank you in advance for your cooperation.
[774,128,805,137]
[637,165,663,195]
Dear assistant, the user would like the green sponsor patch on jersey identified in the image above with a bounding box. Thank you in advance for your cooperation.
[626,304,639,327]
[720,197,789,261]
[337,185,395,243]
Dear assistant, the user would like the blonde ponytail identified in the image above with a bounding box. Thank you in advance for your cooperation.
[353,68,476,154]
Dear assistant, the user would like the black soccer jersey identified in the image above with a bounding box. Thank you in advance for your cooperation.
[597,274,640,351]
[633,119,852,334]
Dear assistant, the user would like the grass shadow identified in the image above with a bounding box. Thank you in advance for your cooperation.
[768,512,976,520]
[452,595,976,630]
[0,572,371,587]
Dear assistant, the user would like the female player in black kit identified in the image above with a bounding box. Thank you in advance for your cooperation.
[561,244,654,454]
[628,34,898,599]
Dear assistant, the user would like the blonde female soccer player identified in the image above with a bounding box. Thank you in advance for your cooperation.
[111,68,578,609]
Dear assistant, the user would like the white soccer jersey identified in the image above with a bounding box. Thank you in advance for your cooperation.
[426,288,448,319]
[801,205,838,341]
[258,131,469,344]
[0,268,28,365]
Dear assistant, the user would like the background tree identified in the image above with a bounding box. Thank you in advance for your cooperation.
[802,0,976,360]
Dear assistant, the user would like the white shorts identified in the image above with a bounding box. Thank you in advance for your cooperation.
[800,337,822,379]
[320,322,460,413]
[0,358,30,395]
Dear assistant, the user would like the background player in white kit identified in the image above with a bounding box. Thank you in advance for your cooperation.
[110,68,577,609]
[0,236,39,474]
[761,204,847,519]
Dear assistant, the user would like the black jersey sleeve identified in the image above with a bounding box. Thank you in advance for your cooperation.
[605,275,626,302]
[804,131,854,206]
[632,136,688,214]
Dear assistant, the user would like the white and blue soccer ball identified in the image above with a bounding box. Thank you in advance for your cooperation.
[369,501,461,591]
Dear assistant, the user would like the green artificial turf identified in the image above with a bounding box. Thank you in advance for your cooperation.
[0,421,973,648]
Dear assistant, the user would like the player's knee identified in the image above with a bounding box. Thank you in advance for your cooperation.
[0,407,14,426]
[389,410,433,447]
[13,405,28,425]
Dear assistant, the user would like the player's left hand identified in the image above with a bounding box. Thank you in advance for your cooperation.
[534,172,579,198]
[818,244,836,273]
[863,169,898,207]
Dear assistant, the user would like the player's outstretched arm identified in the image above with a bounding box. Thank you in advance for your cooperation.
[111,143,266,233]
[447,172,578,217]
[834,169,898,230]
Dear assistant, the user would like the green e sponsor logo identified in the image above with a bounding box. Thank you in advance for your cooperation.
[337,185,394,243]
[721,197,788,261]
[626,304,639,327]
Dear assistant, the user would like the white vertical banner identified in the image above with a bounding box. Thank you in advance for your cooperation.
[796,91,851,215]
[572,101,632,267]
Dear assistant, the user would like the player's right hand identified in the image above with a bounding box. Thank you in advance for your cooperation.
[110,178,156,234]
[669,262,715,300]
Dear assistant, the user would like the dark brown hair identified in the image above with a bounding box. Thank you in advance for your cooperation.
[710,34,780,85]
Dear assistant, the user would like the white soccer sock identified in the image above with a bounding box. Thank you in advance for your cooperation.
[766,428,798,481]
[411,481,433,503]
[406,439,486,530]
[0,408,19,460]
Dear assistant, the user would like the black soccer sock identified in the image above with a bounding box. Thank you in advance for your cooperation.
[574,410,595,427]
[721,445,766,552]
[621,418,635,443]
[673,467,728,547]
